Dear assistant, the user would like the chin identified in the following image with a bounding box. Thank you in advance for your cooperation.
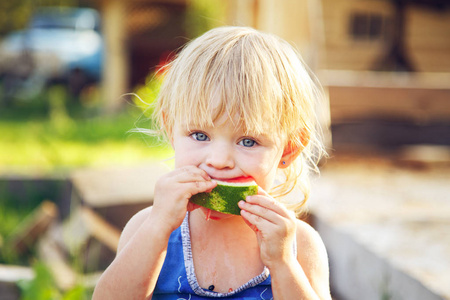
[199,207,238,221]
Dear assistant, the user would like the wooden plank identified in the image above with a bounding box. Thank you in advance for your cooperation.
[63,206,121,254]
[61,206,121,273]
[81,206,121,252]
[71,162,170,208]
[6,201,58,255]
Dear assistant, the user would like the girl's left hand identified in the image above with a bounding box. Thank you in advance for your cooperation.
[238,188,297,269]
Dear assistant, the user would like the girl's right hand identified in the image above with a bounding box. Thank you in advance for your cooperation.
[150,166,217,235]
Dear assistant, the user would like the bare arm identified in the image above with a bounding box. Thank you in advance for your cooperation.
[239,191,331,300]
[92,166,216,299]
[270,220,331,300]
[92,207,171,299]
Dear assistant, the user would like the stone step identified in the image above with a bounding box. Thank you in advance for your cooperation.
[308,155,450,300]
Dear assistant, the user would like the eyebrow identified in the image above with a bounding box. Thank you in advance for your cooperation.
[180,120,280,140]
[180,122,211,131]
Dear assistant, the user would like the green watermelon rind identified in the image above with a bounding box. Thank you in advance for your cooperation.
[190,180,258,215]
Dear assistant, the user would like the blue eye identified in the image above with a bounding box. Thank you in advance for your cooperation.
[191,132,209,141]
[239,138,256,147]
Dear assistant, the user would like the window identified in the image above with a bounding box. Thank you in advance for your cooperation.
[350,12,390,41]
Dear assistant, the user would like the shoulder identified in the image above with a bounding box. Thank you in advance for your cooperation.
[117,207,153,253]
[295,218,326,251]
[294,218,331,295]
[294,219,329,267]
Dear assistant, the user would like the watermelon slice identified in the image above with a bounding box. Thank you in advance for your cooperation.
[190,178,258,215]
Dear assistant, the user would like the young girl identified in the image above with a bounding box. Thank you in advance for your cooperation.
[93,26,331,299]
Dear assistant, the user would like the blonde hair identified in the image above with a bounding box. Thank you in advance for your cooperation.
[151,26,326,213]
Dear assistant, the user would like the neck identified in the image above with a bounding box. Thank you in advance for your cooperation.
[190,209,253,236]
[188,208,264,293]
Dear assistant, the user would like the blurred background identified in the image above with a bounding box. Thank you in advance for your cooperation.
[0,0,449,299]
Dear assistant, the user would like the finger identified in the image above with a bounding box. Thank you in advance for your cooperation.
[239,199,282,225]
[256,186,270,196]
[245,194,291,219]
[174,167,212,183]
[184,180,217,197]
[176,166,210,179]
[240,208,270,233]
[240,202,296,240]
[254,187,287,214]
[241,213,259,233]
[239,202,260,232]
[187,202,201,212]
[170,165,207,177]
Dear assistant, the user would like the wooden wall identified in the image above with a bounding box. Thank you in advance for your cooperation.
[321,0,450,72]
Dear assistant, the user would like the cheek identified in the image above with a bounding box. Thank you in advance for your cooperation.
[173,139,203,168]
[174,148,193,168]
[258,162,279,185]
[244,151,281,187]
[172,140,188,167]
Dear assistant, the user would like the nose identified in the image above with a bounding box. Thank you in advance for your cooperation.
[205,142,235,170]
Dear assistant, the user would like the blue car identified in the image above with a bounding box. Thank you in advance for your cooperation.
[0,7,104,97]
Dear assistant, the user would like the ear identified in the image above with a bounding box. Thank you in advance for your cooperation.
[278,129,310,169]
[279,142,302,169]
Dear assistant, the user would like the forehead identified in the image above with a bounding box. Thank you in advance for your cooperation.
[177,111,286,142]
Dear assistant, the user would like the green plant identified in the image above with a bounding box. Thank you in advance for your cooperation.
[0,185,41,265]
[132,72,163,118]
[185,0,227,38]
[17,261,93,300]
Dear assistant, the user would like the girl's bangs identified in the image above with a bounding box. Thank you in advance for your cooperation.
[179,72,282,136]
[162,27,297,136]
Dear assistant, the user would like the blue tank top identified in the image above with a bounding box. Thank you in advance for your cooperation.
[153,213,273,299]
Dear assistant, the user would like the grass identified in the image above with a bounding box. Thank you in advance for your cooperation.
[0,111,172,173]
[0,84,173,174]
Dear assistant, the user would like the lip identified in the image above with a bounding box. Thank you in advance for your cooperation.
[210,176,254,183]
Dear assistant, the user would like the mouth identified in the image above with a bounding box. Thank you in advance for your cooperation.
[211,176,255,183]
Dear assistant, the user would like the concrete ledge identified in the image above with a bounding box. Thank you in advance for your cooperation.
[309,156,450,300]
[71,162,170,228]
[0,265,33,300]
[71,162,170,208]
[313,215,444,300]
